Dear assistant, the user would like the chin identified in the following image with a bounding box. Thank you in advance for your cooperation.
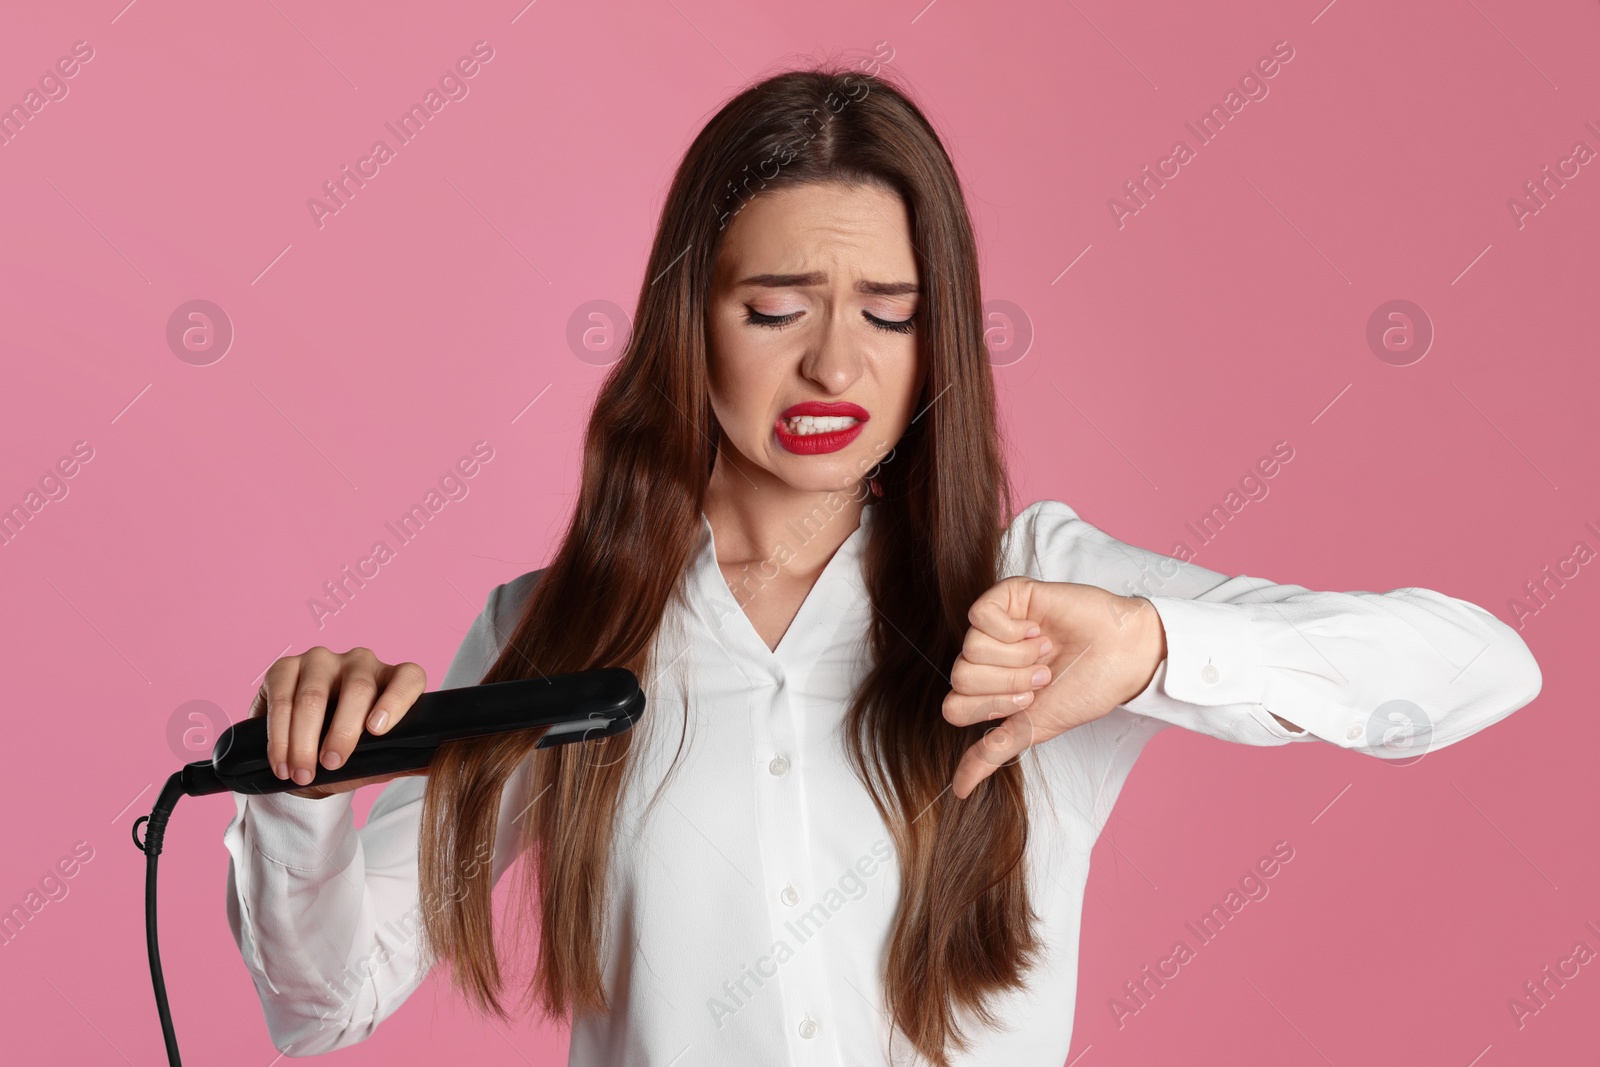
[769,454,868,494]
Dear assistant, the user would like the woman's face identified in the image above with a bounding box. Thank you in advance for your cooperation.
[706,181,925,497]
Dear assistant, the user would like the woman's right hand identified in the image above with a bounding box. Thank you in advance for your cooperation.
[246,646,429,800]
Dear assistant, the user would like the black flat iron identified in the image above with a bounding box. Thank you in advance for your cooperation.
[132,669,646,1065]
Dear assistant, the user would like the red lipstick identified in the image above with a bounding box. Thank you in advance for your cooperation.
[774,401,870,455]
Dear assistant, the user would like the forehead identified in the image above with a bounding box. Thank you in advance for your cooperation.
[714,181,918,285]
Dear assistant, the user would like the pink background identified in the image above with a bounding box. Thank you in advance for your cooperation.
[2,1,1596,1064]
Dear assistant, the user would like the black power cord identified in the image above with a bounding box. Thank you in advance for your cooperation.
[132,770,192,1067]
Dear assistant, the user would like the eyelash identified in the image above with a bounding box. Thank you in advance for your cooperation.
[743,308,916,335]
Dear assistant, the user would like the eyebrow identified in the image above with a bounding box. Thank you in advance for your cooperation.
[734,272,919,297]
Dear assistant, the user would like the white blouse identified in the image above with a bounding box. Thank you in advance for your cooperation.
[222,499,1541,1065]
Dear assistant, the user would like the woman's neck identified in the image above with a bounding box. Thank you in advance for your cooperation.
[701,446,868,571]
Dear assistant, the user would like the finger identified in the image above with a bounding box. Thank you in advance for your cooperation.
[288,647,340,786]
[967,578,1041,642]
[960,625,1051,668]
[262,656,301,780]
[320,649,381,771]
[367,661,428,734]
[942,688,1034,728]
[950,653,1051,698]
[951,713,1038,799]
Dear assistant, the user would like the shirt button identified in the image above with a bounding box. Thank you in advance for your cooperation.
[1346,723,1364,740]
[769,756,790,777]
[1200,663,1219,684]
[798,1016,819,1039]
[781,885,800,906]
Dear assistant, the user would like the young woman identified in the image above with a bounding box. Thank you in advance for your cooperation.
[223,65,1542,1066]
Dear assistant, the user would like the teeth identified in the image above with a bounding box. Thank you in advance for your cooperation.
[784,415,859,435]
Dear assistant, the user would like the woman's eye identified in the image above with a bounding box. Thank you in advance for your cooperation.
[864,311,915,335]
[744,307,802,329]
[741,307,914,334]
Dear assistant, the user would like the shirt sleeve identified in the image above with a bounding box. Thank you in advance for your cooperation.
[1004,499,1543,757]
[221,579,535,1055]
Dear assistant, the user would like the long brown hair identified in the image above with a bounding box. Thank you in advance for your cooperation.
[418,61,1032,1065]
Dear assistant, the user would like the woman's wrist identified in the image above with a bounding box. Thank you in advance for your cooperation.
[1120,595,1168,705]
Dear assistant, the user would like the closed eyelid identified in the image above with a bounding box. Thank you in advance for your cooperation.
[741,305,912,334]
[743,305,911,322]
[742,295,915,312]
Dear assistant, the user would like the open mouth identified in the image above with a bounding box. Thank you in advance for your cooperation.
[773,402,869,455]
[780,414,860,435]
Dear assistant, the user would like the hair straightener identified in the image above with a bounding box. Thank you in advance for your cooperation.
[131,669,645,1066]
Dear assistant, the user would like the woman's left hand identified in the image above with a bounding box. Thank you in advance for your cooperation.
[944,576,1167,799]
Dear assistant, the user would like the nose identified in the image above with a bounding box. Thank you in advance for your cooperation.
[798,304,864,396]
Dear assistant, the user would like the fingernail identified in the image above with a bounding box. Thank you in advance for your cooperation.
[1012,691,1032,707]
[367,709,387,733]
[1025,625,1040,638]
[292,768,313,786]
[275,761,289,780]
[322,750,343,770]
[1031,667,1050,687]
[1038,638,1052,656]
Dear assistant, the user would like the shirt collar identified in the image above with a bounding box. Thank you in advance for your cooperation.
[690,502,878,674]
